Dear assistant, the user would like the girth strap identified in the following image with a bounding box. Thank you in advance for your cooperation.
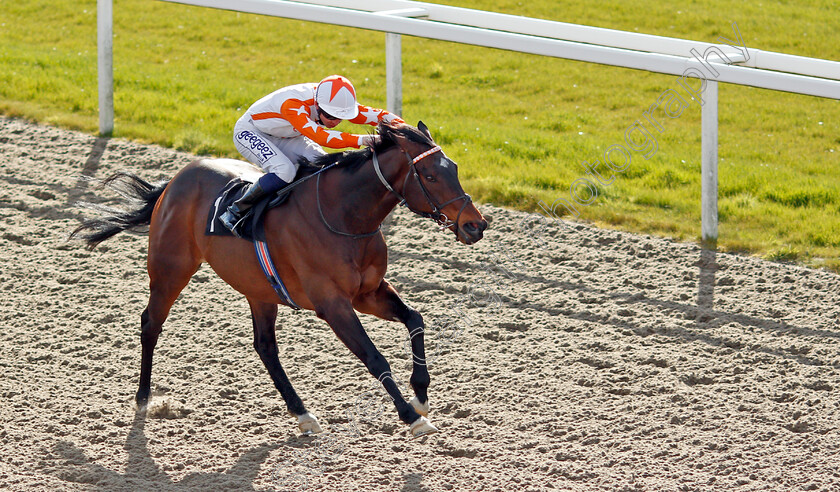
[254,240,301,310]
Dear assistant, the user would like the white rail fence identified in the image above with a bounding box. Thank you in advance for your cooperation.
[97,0,840,243]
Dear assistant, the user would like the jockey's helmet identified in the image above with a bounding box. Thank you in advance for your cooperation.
[315,75,359,120]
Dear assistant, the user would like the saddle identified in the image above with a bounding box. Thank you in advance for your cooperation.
[205,177,291,242]
[204,177,301,309]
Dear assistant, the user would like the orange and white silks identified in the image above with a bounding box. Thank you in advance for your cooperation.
[245,83,404,149]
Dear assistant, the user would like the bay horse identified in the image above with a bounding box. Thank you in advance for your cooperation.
[71,121,487,437]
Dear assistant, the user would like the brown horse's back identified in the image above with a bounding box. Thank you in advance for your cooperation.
[167,158,261,246]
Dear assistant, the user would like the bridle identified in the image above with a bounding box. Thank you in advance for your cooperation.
[379,146,473,239]
[317,144,473,240]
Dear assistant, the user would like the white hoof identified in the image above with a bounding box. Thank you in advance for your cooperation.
[297,412,323,435]
[409,416,438,437]
[409,396,430,417]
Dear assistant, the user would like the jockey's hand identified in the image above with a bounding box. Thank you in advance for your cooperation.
[358,134,379,147]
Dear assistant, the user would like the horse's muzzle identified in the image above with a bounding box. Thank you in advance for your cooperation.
[459,219,487,244]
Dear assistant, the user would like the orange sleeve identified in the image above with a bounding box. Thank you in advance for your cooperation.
[349,104,405,126]
[277,98,363,149]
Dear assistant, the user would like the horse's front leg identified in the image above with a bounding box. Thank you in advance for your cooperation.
[354,280,430,417]
[316,296,437,437]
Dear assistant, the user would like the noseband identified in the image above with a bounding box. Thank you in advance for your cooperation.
[372,145,473,241]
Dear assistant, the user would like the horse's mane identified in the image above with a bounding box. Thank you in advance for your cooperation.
[297,121,433,176]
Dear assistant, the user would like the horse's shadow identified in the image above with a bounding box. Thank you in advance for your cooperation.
[39,411,279,491]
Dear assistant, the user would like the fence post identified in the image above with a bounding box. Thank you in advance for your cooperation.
[97,0,114,136]
[379,8,428,117]
[701,80,718,246]
[385,32,402,116]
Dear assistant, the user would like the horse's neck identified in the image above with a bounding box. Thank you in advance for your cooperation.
[323,147,408,232]
[360,147,409,223]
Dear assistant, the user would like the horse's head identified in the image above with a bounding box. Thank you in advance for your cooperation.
[381,121,487,245]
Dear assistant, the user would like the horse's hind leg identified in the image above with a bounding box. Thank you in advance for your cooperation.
[354,280,430,417]
[136,244,200,408]
[248,299,321,434]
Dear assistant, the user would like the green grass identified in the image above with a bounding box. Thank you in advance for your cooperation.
[1,0,839,271]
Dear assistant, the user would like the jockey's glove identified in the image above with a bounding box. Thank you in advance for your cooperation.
[358,134,379,147]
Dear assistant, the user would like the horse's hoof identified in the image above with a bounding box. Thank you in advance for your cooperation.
[409,396,429,417]
[134,397,149,413]
[297,412,323,435]
[409,416,438,437]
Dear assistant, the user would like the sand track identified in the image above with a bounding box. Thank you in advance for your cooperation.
[0,116,838,491]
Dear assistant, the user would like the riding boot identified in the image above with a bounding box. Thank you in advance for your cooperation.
[220,173,288,236]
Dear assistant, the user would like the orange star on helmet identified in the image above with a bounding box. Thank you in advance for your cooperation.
[316,75,359,120]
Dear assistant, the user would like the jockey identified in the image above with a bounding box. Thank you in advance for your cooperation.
[220,74,405,234]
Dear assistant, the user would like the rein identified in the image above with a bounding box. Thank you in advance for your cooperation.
[316,171,382,239]
[272,160,385,239]
[275,162,337,197]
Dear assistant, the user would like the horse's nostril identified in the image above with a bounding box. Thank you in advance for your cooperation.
[461,222,485,240]
[467,221,485,233]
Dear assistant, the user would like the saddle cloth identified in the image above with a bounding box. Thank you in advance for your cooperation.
[205,177,290,242]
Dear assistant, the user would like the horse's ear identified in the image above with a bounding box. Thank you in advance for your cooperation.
[417,121,432,140]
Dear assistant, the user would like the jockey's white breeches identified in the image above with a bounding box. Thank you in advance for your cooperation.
[233,118,327,182]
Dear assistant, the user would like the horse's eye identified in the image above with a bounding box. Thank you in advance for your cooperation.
[424,175,436,183]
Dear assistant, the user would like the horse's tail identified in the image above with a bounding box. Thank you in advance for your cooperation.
[70,171,169,250]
